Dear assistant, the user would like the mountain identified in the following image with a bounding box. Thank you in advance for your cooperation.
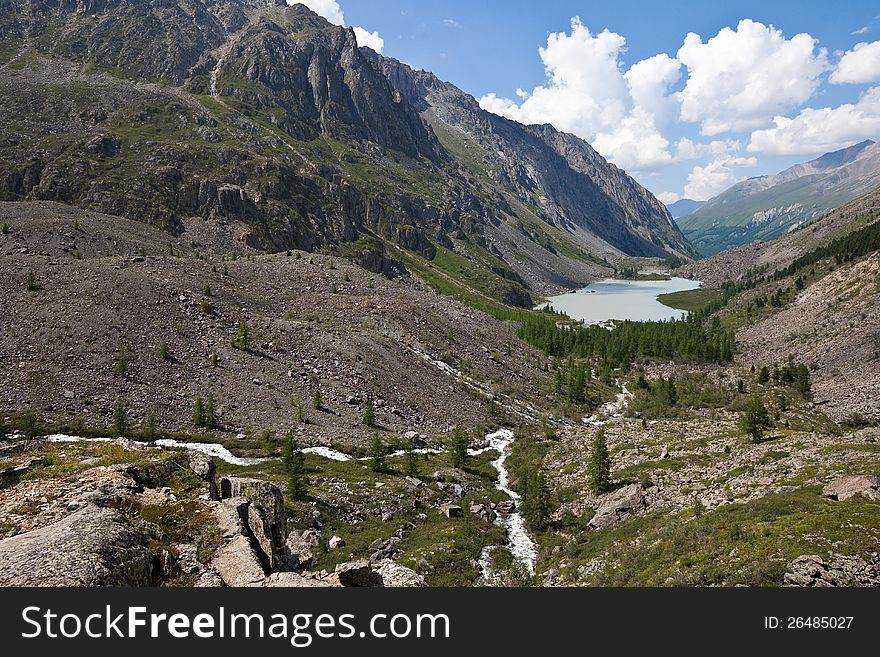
[677,139,880,256]
[0,0,693,309]
[666,198,705,219]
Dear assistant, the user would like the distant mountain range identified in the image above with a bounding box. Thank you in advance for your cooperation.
[666,198,705,219]
[676,139,880,256]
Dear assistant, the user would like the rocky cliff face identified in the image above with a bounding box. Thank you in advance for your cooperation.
[365,53,695,259]
[0,1,694,305]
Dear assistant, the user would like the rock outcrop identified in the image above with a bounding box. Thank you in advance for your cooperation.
[822,476,880,502]
[588,484,645,530]
[0,505,153,586]
[219,476,287,570]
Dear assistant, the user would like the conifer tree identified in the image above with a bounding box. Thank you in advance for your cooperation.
[740,394,771,443]
[450,428,469,468]
[362,396,375,427]
[143,412,157,441]
[237,320,250,351]
[193,397,205,428]
[112,399,127,438]
[404,440,419,477]
[205,394,217,429]
[369,432,385,473]
[282,434,308,501]
[589,428,612,494]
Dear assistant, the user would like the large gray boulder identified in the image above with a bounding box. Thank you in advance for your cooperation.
[219,477,287,569]
[822,476,880,501]
[589,484,645,530]
[0,506,152,586]
[374,560,427,587]
[332,560,373,587]
[210,535,266,587]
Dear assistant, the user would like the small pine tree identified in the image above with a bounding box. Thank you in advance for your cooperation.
[736,379,745,394]
[143,412,157,441]
[589,428,612,494]
[20,412,40,439]
[293,397,305,424]
[450,428,469,469]
[362,397,375,427]
[205,394,217,429]
[739,394,771,443]
[237,320,250,351]
[758,366,770,385]
[112,399,127,438]
[523,470,551,531]
[281,434,308,501]
[159,341,170,361]
[202,284,212,297]
[404,440,419,477]
[369,432,385,473]
[116,346,128,377]
[211,352,218,368]
[0,415,7,439]
[193,397,205,428]
[26,271,39,291]
[312,389,323,411]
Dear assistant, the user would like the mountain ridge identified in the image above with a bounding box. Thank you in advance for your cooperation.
[677,139,880,256]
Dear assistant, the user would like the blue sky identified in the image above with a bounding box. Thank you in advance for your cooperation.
[298,1,880,203]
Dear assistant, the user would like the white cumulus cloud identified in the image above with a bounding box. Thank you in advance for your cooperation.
[677,19,830,136]
[830,41,880,84]
[748,86,880,155]
[291,0,384,53]
[478,18,680,172]
[684,156,757,200]
[352,27,384,53]
[656,191,681,205]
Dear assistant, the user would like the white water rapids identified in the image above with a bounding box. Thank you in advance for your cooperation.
[477,428,538,578]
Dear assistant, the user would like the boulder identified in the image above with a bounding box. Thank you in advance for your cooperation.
[333,560,373,587]
[496,500,516,514]
[441,503,463,518]
[822,476,880,501]
[328,535,345,549]
[189,453,218,500]
[214,497,250,539]
[220,477,287,562]
[247,503,281,570]
[281,533,315,572]
[0,506,152,586]
[374,560,427,587]
[589,484,645,530]
[263,572,336,588]
[211,535,266,587]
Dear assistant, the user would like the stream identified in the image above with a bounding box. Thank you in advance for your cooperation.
[477,429,537,579]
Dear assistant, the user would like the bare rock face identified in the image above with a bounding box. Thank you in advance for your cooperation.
[211,534,266,588]
[588,484,645,530]
[0,505,152,586]
[220,476,287,568]
[822,476,880,502]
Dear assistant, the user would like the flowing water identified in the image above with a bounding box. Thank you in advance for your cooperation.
[543,277,701,324]
[477,429,538,579]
